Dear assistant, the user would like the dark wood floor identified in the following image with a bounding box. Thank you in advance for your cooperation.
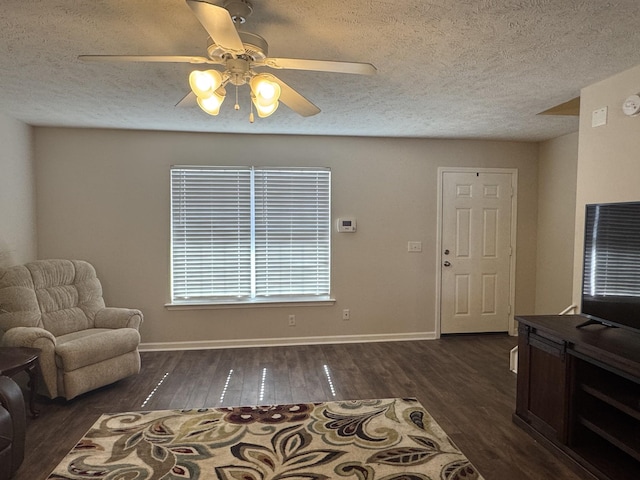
[15,335,590,479]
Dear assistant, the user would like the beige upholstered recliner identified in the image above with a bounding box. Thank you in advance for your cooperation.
[0,259,142,400]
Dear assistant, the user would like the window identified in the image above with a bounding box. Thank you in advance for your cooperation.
[170,166,331,304]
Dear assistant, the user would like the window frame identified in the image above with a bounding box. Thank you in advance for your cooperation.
[168,165,334,308]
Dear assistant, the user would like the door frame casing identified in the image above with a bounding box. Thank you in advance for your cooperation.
[435,167,518,338]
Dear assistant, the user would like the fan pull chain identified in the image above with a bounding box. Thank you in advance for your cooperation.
[249,98,255,123]
[234,86,240,110]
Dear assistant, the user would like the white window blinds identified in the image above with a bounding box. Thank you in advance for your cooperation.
[171,166,331,303]
[171,168,252,300]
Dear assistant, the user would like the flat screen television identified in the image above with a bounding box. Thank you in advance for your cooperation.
[579,201,640,333]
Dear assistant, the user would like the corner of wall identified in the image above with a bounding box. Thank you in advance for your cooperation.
[534,131,579,314]
[0,113,37,266]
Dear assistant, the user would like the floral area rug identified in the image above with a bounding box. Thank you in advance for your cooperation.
[47,397,483,480]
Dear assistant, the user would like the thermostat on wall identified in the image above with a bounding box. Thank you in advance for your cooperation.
[337,217,357,232]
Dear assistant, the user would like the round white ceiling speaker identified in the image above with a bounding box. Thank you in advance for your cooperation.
[622,94,640,116]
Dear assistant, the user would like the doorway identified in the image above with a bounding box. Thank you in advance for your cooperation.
[436,168,517,335]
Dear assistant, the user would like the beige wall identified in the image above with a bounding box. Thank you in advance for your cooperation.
[573,63,640,305]
[34,128,538,347]
[0,114,36,267]
[535,132,578,314]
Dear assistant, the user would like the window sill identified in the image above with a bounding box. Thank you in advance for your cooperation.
[165,297,336,310]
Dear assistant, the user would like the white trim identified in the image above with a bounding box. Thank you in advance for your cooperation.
[435,167,518,337]
[140,331,437,352]
[509,345,518,373]
[165,298,336,310]
[559,304,578,315]
[435,169,444,338]
[508,169,518,335]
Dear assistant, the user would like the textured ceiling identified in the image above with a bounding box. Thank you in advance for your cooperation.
[2,0,640,141]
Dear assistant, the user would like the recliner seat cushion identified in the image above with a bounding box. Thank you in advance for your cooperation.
[55,328,141,372]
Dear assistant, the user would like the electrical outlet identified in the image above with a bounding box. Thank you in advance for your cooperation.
[408,241,422,252]
[288,314,296,326]
[342,309,350,320]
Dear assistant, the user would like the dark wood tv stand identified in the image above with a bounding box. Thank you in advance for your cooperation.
[514,314,640,480]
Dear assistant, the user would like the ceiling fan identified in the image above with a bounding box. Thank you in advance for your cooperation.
[79,0,377,121]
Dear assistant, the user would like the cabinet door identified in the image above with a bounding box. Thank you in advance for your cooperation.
[516,325,570,442]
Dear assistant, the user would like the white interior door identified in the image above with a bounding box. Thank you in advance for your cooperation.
[440,170,515,334]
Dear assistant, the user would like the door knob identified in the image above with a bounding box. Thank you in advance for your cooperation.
[443,261,451,267]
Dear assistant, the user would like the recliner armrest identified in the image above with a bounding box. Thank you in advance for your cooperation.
[0,376,26,476]
[94,307,143,330]
[0,326,55,349]
[1,327,59,398]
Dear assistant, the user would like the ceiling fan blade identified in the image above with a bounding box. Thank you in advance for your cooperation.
[269,76,320,117]
[262,58,377,75]
[78,55,220,65]
[176,91,197,108]
[186,0,245,55]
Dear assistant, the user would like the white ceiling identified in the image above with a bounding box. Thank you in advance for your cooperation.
[2,0,640,142]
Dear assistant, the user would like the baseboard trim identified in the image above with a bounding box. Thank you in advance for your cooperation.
[139,331,437,352]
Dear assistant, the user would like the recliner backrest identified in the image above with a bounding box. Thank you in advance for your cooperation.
[0,260,106,337]
[0,266,41,333]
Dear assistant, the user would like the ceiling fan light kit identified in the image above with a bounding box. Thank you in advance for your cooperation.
[250,74,281,117]
[188,69,223,98]
[197,92,226,116]
[252,98,278,118]
[188,69,280,118]
[78,0,376,121]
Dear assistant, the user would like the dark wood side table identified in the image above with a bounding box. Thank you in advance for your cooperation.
[0,346,41,418]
